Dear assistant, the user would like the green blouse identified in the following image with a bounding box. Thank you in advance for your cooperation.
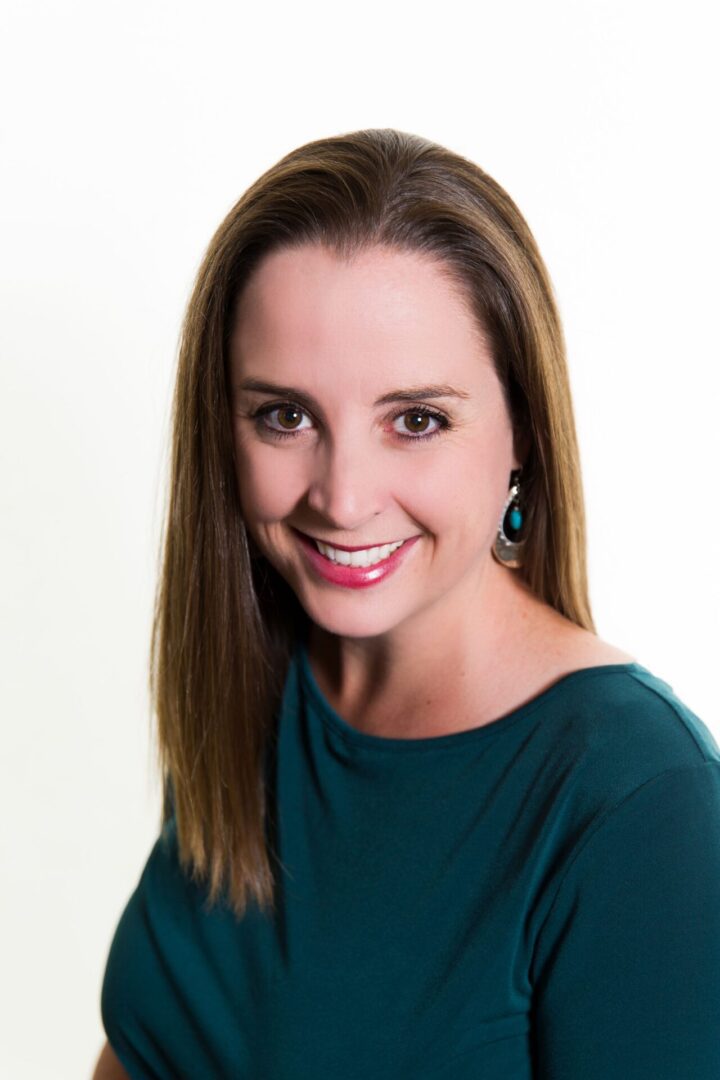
[101,643,720,1077]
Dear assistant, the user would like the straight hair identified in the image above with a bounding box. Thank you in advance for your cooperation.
[150,128,594,919]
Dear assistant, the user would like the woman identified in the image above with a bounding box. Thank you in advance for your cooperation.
[95,129,720,1078]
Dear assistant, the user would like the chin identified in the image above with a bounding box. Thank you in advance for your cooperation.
[295,592,406,641]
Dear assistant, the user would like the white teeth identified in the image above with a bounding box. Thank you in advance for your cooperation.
[315,538,405,567]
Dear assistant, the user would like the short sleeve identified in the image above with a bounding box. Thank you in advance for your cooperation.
[100,834,176,1080]
[100,817,245,1079]
[530,760,720,1078]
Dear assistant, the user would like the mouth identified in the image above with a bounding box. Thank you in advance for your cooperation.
[293,529,410,567]
[291,526,421,586]
[292,528,411,553]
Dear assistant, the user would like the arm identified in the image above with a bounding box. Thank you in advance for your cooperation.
[91,1040,131,1080]
[530,760,720,1078]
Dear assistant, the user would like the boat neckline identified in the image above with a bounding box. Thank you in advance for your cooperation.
[295,639,652,753]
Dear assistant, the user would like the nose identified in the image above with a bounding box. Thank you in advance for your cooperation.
[305,436,384,531]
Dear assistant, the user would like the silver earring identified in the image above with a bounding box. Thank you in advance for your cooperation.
[492,469,526,569]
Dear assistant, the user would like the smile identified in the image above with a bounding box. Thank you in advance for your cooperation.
[314,538,406,567]
[292,528,421,589]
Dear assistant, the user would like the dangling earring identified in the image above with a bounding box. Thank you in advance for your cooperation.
[492,467,526,569]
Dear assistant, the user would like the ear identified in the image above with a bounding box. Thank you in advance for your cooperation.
[512,428,531,472]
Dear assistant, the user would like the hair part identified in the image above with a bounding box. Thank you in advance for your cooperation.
[150,128,594,919]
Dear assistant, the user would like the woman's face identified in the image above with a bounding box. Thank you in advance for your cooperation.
[229,243,523,643]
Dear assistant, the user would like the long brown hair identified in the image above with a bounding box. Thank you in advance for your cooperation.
[150,128,594,919]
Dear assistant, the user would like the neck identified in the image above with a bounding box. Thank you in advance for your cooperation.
[305,558,554,734]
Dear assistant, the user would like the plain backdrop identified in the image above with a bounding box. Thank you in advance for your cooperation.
[1,0,718,1076]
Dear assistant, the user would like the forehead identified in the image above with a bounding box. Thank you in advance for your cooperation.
[230,243,494,384]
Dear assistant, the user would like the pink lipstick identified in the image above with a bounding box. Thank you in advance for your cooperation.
[292,529,420,589]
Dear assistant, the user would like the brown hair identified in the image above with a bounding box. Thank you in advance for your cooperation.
[150,128,594,920]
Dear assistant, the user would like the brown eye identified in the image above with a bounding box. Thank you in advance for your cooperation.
[391,406,449,441]
[388,403,451,440]
[277,405,304,430]
[251,402,313,440]
[404,411,432,434]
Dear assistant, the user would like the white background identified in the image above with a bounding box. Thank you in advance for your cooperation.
[1,1,718,1076]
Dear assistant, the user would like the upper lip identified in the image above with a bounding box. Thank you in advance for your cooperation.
[294,528,412,552]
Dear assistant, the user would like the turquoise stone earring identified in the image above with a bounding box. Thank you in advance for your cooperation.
[492,468,526,569]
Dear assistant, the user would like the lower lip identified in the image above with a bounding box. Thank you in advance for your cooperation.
[293,530,421,589]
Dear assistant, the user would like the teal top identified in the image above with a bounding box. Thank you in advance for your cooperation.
[101,644,720,1078]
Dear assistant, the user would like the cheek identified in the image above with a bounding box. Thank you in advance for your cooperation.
[234,443,304,523]
[402,438,511,539]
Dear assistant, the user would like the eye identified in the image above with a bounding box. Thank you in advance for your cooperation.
[249,401,452,443]
[251,402,313,439]
[391,406,450,441]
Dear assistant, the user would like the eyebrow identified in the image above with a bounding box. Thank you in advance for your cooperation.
[235,378,471,411]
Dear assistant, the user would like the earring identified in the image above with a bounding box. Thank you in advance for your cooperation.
[492,468,526,569]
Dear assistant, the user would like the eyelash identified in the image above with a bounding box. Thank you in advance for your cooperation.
[250,402,452,443]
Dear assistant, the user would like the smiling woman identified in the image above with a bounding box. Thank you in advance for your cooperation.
[227,242,534,659]
[96,129,720,1078]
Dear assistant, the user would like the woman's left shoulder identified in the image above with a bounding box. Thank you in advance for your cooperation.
[504,597,720,783]
[538,624,720,776]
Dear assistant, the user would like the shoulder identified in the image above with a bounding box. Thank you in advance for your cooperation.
[615,660,715,740]
[508,615,718,809]
[534,655,720,829]
[576,660,715,756]
[529,616,716,763]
